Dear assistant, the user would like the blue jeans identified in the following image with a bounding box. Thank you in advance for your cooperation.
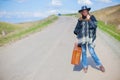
[81,43,102,68]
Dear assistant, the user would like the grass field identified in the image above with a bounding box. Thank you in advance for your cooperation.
[0,15,58,46]
[98,21,120,41]
[0,22,21,36]
[92,4,120,27]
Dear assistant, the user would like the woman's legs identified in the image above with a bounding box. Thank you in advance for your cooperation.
[88,44,102,67]
[81,43,105,72]
[81,44,88,68]
[88,44,105,72]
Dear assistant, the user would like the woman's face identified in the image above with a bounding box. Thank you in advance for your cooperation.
[81,10,88,16]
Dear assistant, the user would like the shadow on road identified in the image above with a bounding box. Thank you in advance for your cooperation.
[73,61,83,71]
[73,57,99,71]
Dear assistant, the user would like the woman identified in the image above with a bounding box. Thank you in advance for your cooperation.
[74,6,105,73]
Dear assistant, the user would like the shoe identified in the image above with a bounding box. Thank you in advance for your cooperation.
[83,67,88,73]
[99,65,105,72]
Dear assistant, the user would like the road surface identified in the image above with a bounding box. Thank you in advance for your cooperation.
[0,16,120,80]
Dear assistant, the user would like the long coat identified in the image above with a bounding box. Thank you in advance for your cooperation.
[74,15,97,46]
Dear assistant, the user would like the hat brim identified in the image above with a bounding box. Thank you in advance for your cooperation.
[78,8,91,13]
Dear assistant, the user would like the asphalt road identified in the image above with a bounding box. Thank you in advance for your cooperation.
[0,16,120,80]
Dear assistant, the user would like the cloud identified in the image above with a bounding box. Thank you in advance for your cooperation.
[0,11,12,18]
[14,0,27,3]
[0,11,47,18]
[47,9,59,14]
[99,0,112,3]
[0,0,28,3]
[78,0,92,5]
[51,0,62,6]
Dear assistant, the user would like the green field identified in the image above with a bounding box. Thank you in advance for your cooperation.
[98,21,120,41]
[0,15,58,46]
[0,22,21,35]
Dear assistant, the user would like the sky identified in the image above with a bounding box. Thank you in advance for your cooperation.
[0,0,120,23]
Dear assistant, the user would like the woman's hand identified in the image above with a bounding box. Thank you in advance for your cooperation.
[87,15,90,20]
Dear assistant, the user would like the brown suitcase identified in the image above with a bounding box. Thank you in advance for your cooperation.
[71,43,82,65]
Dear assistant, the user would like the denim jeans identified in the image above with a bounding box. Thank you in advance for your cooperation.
[81,43,102,68]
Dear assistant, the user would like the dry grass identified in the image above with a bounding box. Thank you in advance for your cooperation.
[0,15,58,46]
[91,4,120,28]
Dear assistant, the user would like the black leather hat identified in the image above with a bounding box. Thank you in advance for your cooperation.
[78,6,91,13]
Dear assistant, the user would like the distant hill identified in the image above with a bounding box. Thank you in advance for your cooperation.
[0,15,58,46]
[92,4,120,29]
[0,15,56,36]
[0,22,20,36]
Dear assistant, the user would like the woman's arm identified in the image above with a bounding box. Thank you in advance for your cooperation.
[89,15,97,29]
[74,20,82,35]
